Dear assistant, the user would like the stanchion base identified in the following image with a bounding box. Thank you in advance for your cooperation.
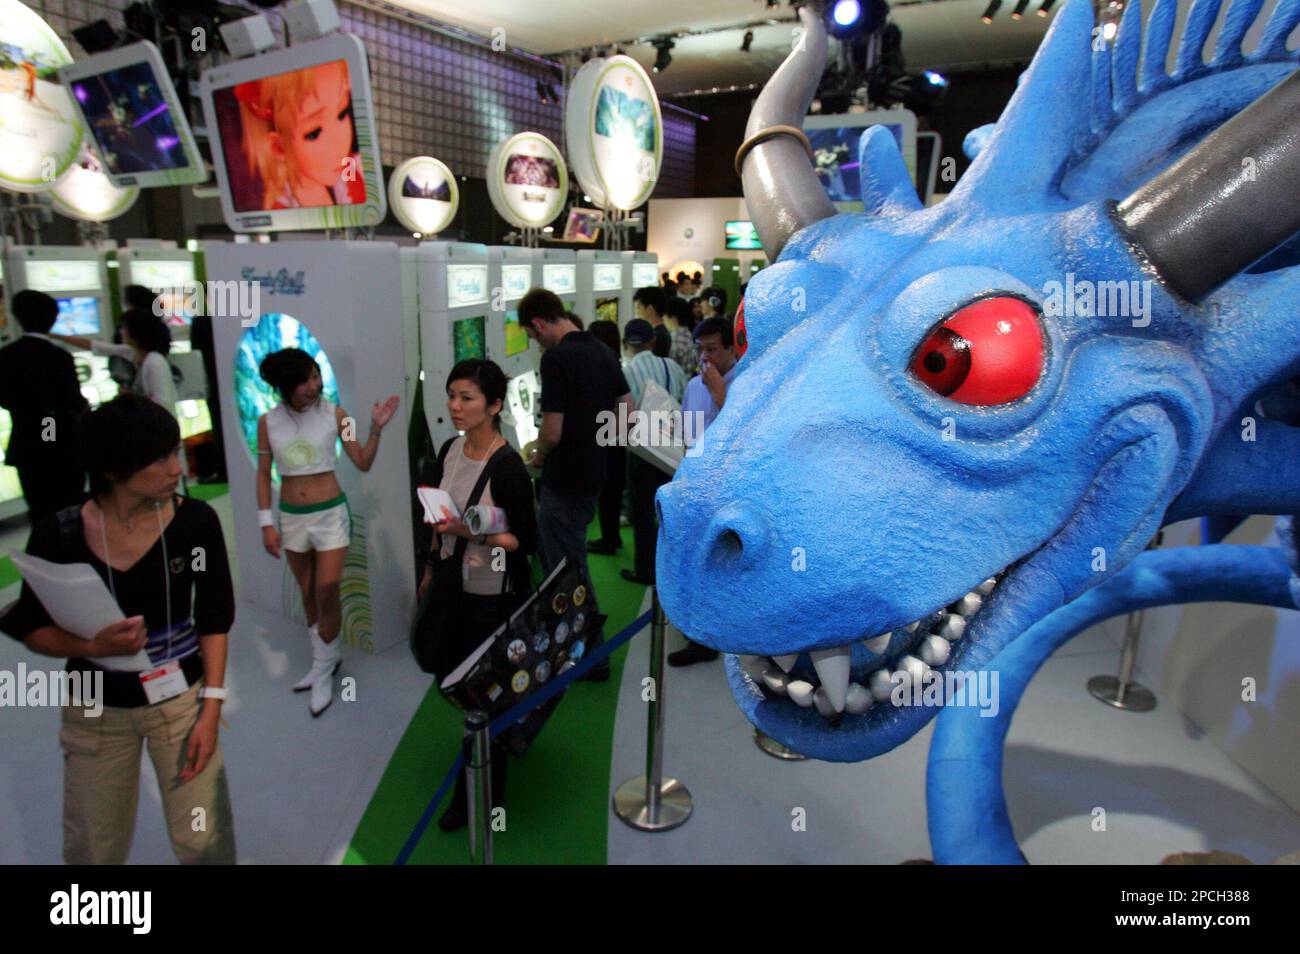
[612,776,693,831]
[1087,675,1157,712]
[754,728,808,760]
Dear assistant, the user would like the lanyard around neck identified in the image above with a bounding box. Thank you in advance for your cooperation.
[99,500,173,658]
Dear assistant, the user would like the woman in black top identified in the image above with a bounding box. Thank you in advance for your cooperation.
[418,359,537,831]
[0,394,236,864]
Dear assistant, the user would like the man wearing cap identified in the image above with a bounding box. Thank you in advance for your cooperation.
[620,319,686,586]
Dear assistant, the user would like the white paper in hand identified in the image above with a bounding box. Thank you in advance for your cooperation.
[8,551,152,672]
[417,486,460,525]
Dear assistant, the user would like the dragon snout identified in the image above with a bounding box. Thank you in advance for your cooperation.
[655,484,774,638]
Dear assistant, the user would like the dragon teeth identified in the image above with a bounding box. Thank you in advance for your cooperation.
[869,669,894,702]
[740,655,769,684]
[772,654,799,673]
[845,682,873,715]
[863,632,892,655]
[938,613,966,641]
[787,680,815,708]
[977,577,997,596]
[919,635,951,667]
[812,686,836,718]
[903,620,921,634]
[897,655,929,684]
[952,592,983,617]
[761,669,790,695]
[810,646,851,713]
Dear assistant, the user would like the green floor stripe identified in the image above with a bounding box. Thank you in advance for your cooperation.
[186,482,229,501]
[0,554,17,591]
[344,520,647,865]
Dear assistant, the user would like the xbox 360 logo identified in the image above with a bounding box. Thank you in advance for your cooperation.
[684,227,694,239]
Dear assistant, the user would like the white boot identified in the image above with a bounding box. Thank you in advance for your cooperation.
[292,624,322,692]
[310,634,342,718]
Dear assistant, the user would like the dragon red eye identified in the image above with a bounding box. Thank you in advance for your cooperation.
[734,298,748,359]
[910,296,1044,405]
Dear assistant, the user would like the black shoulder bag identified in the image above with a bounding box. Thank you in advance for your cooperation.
[410,440,516,678]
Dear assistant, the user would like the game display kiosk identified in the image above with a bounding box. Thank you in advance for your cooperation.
[540,249,577,314]
[416,242,491,453]
[577,249,625,330]
[487,246,541,451]
[116,245,212,443]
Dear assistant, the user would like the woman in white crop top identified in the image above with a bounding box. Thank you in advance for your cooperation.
[256,348,399,716]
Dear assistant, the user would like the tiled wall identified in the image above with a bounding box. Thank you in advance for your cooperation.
[22,0,697,198]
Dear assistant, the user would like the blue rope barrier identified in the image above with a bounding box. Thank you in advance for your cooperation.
[394,607,655,864]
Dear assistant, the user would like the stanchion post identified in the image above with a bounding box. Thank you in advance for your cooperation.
[1087,533,1161,711]
[465,710,494,864]
[613,588,693,831]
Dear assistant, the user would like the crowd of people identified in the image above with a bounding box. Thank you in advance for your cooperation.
[0,273,741,859]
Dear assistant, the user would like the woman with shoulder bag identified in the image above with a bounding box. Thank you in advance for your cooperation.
[418,358,537,831]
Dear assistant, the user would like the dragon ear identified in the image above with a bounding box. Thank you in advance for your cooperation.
[858,125,923,216]
[950,0,1097,206]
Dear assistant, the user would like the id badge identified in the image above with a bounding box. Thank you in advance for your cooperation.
[140,660,188,704]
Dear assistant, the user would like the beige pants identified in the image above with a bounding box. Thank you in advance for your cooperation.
[59,681,236,864]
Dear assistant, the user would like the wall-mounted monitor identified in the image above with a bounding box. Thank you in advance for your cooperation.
[724,220,762,251]
[59,40,205,188]
[52,296,102,336]
[803,110,918,213]
[198,32,386,232]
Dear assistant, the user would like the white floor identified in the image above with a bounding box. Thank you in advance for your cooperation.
[0,494,431,864]
[606,594,1300,864]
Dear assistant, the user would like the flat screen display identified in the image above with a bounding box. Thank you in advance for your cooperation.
[453,315,486,363]
[725,220,762,250]
[53,296,101,335]
[595,297,618,324]
[212,58,364,213]
[71,61,189,175]
[504,308,530,358]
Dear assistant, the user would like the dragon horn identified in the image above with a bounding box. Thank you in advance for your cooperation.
[736,3,835,260]
[1115,68,1300,303]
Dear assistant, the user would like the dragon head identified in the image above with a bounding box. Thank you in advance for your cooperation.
[656,0,1300,761]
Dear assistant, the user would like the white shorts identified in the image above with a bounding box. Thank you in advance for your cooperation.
[279,495,352,552]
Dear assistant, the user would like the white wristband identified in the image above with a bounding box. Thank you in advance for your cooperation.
[200,687,228,700]
[258,509,275,528]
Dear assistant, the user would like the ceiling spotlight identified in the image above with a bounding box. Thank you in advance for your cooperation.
[825,0,888,40]
[740,29,754,52]
[1010,0,1030,18]
[1037,0,1058,15]
[982,0,1002,23]
[652,36,675,73]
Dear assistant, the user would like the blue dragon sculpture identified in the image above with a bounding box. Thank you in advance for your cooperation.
[655,0,1300,862]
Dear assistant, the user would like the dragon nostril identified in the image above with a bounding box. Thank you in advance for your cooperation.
[718,528,743,557]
